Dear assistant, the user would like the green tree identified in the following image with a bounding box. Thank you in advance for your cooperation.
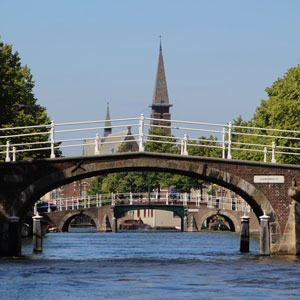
[0,40,57,160]
[88,128,220,195]
[188,135,223,158]
[232,64,300,164]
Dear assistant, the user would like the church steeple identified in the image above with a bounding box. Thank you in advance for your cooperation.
[104,102,112,137]
[150,41,172,134]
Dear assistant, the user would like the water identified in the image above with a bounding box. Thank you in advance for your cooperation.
[1,230,300,300]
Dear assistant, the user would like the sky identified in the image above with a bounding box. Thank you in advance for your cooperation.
[1,0,300,127]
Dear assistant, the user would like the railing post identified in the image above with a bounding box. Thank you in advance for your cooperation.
[183,134,188,155]
[180,139,184,155]
[50,120,56,158]
[264,146,267,162]
[88,196,90,208]
[5,141,11,162]
[72,197,74,210]
[59,199,62,211]
[12,147,16,162]
[139,113,145,152]
[112,192,115,206]
[222,127,226,159]
[84,196,86,208]
[184,192,188,205]
[130,192,133,205]
[99,194,102,207]
[271,142,276,163]
[96,193,99,207]
[95,133,100,155]
[47,201,51,213]
[166,192,169,205]
[65,199,68,210]
[227,122,232,159]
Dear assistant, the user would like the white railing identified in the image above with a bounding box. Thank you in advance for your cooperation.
[1,114,300,164]
[39,192,251,213]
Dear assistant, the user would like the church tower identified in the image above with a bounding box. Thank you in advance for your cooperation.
[104,102,112,137]
[149,42,172,134]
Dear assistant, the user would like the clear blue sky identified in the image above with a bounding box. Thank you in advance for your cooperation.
[1,0,300,125]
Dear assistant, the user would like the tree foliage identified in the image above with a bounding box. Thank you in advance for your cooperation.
[88,128,221,194]
[232,64,300,164]
[0,40,57,160]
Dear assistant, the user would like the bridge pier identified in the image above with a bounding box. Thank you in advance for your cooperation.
[240,215,250,253]
[32,214,43,252]
[8,216,21,256]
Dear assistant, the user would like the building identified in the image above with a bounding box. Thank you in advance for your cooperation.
[83,104,138,156]
[149,42,172,135]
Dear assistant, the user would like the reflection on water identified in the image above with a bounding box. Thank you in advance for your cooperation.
[0,231,300,300]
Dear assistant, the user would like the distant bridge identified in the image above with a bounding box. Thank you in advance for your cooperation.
[42,192,258,233]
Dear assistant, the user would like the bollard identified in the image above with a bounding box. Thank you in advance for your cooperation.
[259,212,270,255]
[240,215,250,253]
[32,214,43,252]
[8,216,21,256]
[112,217,117,232]
[181,216,188,232]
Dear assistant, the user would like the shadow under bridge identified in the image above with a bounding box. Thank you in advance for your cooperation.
[113,204,187,232]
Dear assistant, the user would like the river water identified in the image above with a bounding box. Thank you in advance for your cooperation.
[0,230,300,300]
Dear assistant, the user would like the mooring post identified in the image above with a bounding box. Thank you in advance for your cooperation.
[8,215,21,256]
[32,213,43,252]
[181,216,188,232]
[240,215,250,253]
[112,217,117,232]
[259,212,270,256]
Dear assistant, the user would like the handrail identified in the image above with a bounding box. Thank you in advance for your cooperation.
[41,191,251,213]
[1,114,300,164]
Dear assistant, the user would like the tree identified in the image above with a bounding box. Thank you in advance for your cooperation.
[232,64,300,164]
[0,40,57,160]
[88,128,208,195]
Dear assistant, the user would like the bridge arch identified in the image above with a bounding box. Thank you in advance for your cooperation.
[58,210,98,232]
[18,154,272,220]
[199,210,241,232]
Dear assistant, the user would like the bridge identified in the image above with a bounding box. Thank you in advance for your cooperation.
[43,191,258,233]
[1,116,300,256]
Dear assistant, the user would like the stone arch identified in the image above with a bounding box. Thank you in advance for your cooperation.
[16,154,279,249]
[58,210,98,232]
[199,210,241,232]
[19,155,274,220]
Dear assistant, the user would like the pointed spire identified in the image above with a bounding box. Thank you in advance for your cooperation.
[151,41,171,106]
[104,102,112,137]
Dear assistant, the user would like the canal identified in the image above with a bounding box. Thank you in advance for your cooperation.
[0,231,300,299]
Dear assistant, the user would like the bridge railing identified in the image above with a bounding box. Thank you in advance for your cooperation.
[2,114,300,164]
[41,192,251,214]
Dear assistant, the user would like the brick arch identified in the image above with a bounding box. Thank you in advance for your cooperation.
[199,210,241,232]
[18,155,275,220]
[15,154,281,252]
[58,210,99,232]
[22,157,270,210]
